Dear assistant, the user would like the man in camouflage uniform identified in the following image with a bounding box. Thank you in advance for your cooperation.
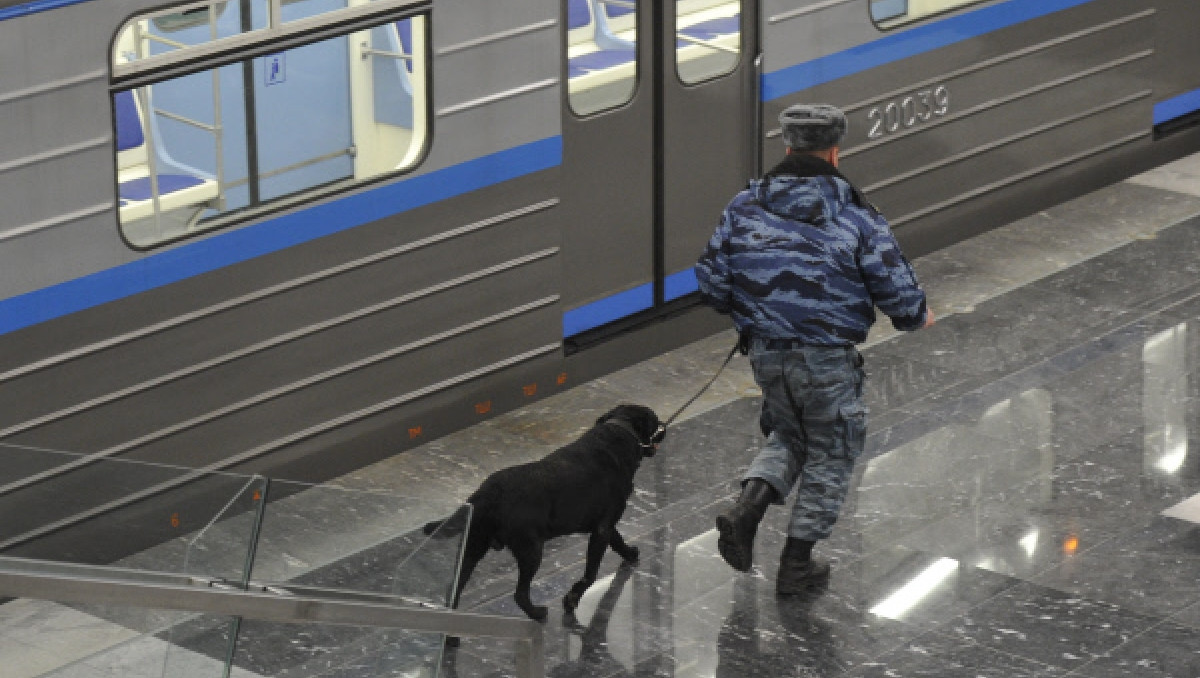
[695,104,933,593]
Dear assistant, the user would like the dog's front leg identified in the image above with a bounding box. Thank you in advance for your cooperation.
[564,529,609,612]
[511,536,548,621]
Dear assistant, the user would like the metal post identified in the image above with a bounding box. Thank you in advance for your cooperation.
[514,633,545,678]
[137,86,164,240]
[211,1,226,214]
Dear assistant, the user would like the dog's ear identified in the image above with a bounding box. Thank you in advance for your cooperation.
[595,411,614,427]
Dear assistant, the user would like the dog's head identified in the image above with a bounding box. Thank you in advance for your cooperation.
[596,404,666,457]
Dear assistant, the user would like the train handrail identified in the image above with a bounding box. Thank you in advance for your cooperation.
[0,561,545,678]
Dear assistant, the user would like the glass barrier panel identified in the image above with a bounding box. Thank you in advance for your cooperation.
[224,481,471,677]
[0,558,237,678]
[0,444,265,575]
[567,0,639,116]
[163,475,268,678]
[675,0,740,84]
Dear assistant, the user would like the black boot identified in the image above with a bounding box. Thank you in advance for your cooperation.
[775,537,830,595]
[715,479,777,572]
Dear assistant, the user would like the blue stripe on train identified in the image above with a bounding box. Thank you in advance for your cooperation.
[563,283,654,338]
[0,136,563,336]
[0,0,85,20]
[762,0,1098,101]
[562,268,700,338]
[664,268,699,301]
[1154,88,1200,126]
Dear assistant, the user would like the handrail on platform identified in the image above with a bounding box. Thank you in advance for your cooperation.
[0,562,544,678]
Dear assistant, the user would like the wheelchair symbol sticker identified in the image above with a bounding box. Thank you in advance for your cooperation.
[265,54,286,86]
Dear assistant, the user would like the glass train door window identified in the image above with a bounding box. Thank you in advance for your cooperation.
[111,9,428,248]
[869,0,988,28]
[674,0,740,84]
[113,0,269,66]
[566,0,639,116]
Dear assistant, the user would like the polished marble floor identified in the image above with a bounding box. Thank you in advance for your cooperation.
[414,158,1200,678]
[6,153,1200,678]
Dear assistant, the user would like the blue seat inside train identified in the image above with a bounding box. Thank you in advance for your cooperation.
[114,89,217,219]
[678,13,739,40]
[567,0,636,79]
[115,90,207,204]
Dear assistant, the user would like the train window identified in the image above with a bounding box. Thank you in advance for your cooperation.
[567,0,639,116]
[114,1,268,66]
[111,5,428,249]
[675,0,740,84]
[869,0,987,28]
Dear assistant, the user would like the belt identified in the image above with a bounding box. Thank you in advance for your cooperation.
[752,337,853,351]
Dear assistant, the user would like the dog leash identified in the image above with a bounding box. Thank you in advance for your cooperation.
[662,341,741,428]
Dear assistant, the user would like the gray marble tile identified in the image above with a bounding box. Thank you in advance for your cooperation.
[1028,518,1200,618]
[1027,219,1200,312]
[872,284,1125,379]
[858,350,975,416]
[1172,600,1200,630]
[942,581,1162,670]
[1079,619,1200,678]
[589,331,761,427]
[486,384,645,449]
[677,572,919,677]
[1156,295,1200,327]
[1019,181,1200,249]
[465,563,678,673]
[851,410,1059,541]
[622,398,763,519]
[1128,155,1200,198]
[828,547,1022,630]
[850,631,1068,678]
[894,502,1119,583]
[993,428,1200,530]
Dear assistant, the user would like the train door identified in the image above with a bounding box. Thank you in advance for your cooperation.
[560,0,758,347]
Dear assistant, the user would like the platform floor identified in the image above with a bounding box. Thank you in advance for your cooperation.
[394,153,1200,678]
[6,152,1200,678]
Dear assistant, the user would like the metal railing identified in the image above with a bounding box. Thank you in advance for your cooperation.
[0,446,540,678]
[0,559,544,678]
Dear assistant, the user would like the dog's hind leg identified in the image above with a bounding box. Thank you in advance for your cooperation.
[443,531,490,648]
[510,535,548,621]
[452,532,489,610]
[564,528,610,612]
[608,527,639,564]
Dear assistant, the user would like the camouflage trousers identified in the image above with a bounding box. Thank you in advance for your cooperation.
[742,341,867,541]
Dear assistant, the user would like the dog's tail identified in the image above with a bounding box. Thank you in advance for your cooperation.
[422,503,472,538]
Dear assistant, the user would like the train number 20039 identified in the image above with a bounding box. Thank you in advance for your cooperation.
[866,85,950,139]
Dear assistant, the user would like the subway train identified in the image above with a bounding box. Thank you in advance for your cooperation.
[1,0,1199,551]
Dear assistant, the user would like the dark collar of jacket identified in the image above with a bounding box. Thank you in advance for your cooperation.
[764,152,880,214]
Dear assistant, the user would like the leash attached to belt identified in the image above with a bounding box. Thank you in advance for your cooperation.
[662,338,743,429]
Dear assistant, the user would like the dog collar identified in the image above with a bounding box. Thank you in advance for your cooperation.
[606,419,659,451]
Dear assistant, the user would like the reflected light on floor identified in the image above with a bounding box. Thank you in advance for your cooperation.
[869,557,958,621]
[1020,529,1039,558]
[1063,535,1079,555]
[1155,441,1188,474]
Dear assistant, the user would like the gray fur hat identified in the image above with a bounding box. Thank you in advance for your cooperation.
[779,104,847,151]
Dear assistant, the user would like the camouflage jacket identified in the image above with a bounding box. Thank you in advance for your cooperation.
[695,154,927,345]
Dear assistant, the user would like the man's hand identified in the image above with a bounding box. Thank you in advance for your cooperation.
[923,308,936,328]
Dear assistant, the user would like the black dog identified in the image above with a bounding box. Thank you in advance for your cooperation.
[423,404,665,621]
